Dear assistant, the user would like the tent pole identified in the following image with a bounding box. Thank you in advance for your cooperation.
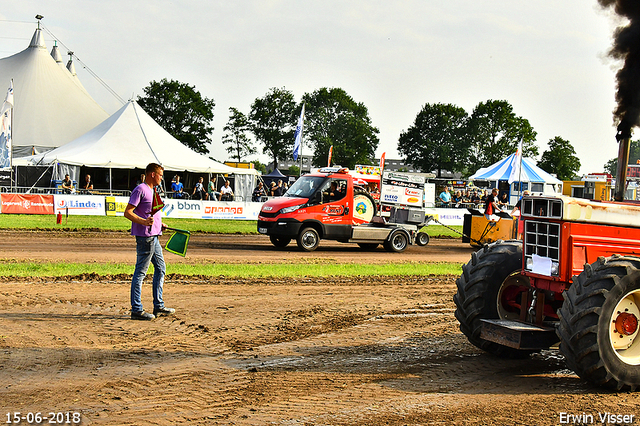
[109,166,112,195]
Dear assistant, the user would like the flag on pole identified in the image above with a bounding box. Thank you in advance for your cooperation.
[0,80,13,116]
[293,103,305,161]
[165,227,191,257]
[327,145,333,167]
[150,187,165,216]
[0,80,13,170]
[380,152,386,171]
[508,139,523,184]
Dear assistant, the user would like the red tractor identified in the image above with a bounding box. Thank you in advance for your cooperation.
[455,130,640,390]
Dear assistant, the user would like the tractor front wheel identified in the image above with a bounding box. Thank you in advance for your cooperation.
[454,239,535,358]
[557,255,640,390]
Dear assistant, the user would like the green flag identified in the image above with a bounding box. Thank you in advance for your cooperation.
[165,228,190,257]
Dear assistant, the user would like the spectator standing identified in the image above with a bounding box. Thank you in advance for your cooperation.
[498,192,509,207]
[82,174,94,194]
[274,179,284,196]
[171,175,184,199]
[438,186,452,206]
[470,190,480,205]
[123,163,174,321]
[484,188,501,220]
[453,190,463,207]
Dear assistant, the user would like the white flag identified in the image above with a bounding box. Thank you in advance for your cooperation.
[0,80,13,116]
[293,103,305,161]
[508,139,523,184]
[0,81,12,169]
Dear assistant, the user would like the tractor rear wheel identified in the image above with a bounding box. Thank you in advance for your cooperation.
[454,239,535,358]
[557,255,640,391]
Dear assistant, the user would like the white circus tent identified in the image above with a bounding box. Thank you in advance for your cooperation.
[0,25,109,157]
[19,101,257,196]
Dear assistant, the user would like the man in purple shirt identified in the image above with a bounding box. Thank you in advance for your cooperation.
[124,163,175,320]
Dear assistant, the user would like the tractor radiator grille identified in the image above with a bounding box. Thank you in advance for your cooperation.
[524,220,561,270]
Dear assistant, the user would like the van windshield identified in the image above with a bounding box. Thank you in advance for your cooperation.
[284,176,327,198]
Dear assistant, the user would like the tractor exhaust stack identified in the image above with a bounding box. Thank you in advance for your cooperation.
[614,123,632,202]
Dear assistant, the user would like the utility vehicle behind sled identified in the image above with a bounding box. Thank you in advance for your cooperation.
[257,168,430,252]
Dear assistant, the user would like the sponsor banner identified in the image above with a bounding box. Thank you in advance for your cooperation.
[54,195,106,216]
[380,171,425,208]
[161,199,262,220]
[424,208,466,226]
[106,196,130,216]
[1,193,54,215]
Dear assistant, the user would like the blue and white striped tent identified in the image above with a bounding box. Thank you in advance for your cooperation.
[469,152,562,203]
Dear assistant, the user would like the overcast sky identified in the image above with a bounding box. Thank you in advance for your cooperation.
[0,1,627,174]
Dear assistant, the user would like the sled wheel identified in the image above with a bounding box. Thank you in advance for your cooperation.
[557,255,640,390]
[269,235,291,248]
[297,227,320,252]
[384,229,409,253]
[454,239,535,358]
[416,232,430,246]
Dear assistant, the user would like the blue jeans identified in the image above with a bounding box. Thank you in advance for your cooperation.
[131,236,166,313]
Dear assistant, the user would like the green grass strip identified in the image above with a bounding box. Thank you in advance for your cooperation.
[0,261,463,278]
[0,214,463,238]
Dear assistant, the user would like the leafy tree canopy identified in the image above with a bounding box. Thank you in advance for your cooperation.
[222,107,255,162]
[249,87,297,170]
[467,100,538,172]
[137,78,215,154]
[302,87,379,169]
[250,160,267,174]
[398,103,469,178]
[537,136,581,181]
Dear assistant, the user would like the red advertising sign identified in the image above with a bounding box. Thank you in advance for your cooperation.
[1,194,55,214]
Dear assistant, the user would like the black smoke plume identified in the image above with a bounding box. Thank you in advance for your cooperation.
[599,0,640,136]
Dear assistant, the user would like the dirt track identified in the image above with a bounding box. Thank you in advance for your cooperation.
[1,230,639,425]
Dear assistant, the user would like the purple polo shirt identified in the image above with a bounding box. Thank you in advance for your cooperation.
[129,183,163,237]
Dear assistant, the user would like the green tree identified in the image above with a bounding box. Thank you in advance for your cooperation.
[249,87,297,170]
[467,100,538,171]
[398,103,469,177]
[222,107,255,162]
[250,160,267,174]
[537,136,581,181]
[302,87,379,169]
[137,78,215,154]
[604,140,640,175]
[287,165,300,176]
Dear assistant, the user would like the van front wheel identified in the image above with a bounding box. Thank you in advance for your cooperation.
[297,227,320,252]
